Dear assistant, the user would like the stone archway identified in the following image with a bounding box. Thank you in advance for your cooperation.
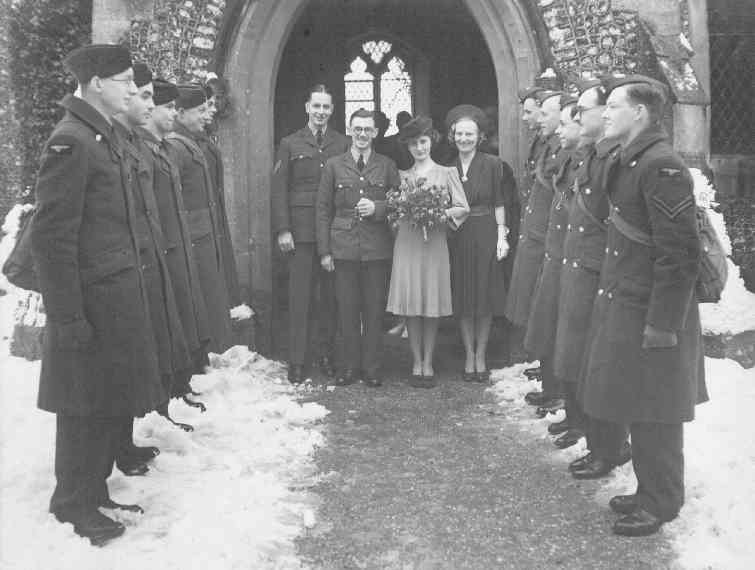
[218,0,543,353]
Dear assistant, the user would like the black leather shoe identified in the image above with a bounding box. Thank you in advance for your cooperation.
[462,370,476,382]
[287,364,305,384]
[100,498,144,514]
[363,375,382,387]
[128,445,160,462]
[554,428,583,449]
[612,508,662,537]
[535,398,565,417]
[475,370,491,383]
[523,366,541,379]
[568,452,593,472]
[524,390,547,405]
[571,457,615,479]
[319,355,336,378]
[335,369,358,386]
[54,509,126,546]
[609,494,638,515]
[409,374,424,387]
[116,459,149,477]
[548,418,570,435]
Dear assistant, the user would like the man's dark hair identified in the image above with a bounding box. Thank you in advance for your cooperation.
[396,111,412,129]
[307,84,332,102]
[625,82,666,124]
[349,108,375,124]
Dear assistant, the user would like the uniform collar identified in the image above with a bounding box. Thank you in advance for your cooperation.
[619,127,667,166]
[308,123,327,137]
[173,122,200,141]
[351,146,372,164]
[595,137,621,159]
[112,118,134,143]
[59,94,115,144]
[135,126,160,144]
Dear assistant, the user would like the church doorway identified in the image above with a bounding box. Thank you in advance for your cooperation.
[219,0,542,353]
[271,0,498,356]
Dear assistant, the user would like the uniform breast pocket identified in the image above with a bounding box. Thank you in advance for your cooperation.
[291,153,319,181]
[368,182,387,200]
[334,182,354,208]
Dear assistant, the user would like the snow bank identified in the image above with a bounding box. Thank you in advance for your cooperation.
[0,290,328,569]
[488,359,755,570]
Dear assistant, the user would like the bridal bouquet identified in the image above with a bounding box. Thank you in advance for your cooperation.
[386,177,449,241]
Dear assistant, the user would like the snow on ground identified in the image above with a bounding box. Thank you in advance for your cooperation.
[489,359,755,570]
[0,291,328,569]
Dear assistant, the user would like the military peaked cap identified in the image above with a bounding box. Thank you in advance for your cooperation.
[63,44,132,84]
[132,62,152,88]
[535,90,563,105]
[601,74,672,101]
[518,86,545,103]
[153,79,179,106]
[175,84,207,110]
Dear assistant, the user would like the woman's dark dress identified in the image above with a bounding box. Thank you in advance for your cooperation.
[450,152,517,317]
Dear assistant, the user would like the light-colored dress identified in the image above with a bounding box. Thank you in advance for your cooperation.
[387,164,469,317]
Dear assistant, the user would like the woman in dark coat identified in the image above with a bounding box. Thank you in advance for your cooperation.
[446,105,517,381]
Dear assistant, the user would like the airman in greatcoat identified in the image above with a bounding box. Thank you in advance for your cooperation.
[580,75,708,536]
[505,90,562,405]
[524,93,582,435]
[272,84,350,383]
[552,80,630,481]
[165,85,233,354]
[30,45,165,545]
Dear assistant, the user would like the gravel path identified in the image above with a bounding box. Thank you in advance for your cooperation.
[295,331,676,569]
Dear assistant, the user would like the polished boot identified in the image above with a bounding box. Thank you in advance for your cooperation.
[523,366,541,379]
[609,494,638,515]
[318,355,336,378]
[363,374,382,388]
[116,458,149,477]
[612,508,663,537]
[127,445,160,462]
[54,508,125,546]
[548,418,570,435]
[287,364,306,384]
[554,428,583,449]
[535,397,565,417]
[335,368,358,386]
[571,457,615,479]
[524,390,547,405]
[568,452,593,472]
[100,498,144,514]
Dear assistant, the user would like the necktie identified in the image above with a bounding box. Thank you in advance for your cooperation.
[316,129,323,148]
[357,154,365,171]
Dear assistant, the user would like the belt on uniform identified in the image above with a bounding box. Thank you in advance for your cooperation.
[468,205,493,217]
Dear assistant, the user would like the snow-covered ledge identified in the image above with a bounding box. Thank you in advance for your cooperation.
[692,169,755,368]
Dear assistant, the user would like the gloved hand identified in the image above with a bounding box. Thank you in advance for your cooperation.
[642,324,678,349]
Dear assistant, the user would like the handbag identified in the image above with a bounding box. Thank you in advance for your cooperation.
[2,205,40,292]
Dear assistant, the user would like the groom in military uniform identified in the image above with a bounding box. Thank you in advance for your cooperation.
[272,85,349,383]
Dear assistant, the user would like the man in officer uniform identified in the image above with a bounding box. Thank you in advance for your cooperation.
[31,44,166,544]
[272,84,349,383]
[316,108,400,387]
[551,79,630,477]
[581,75,708,536]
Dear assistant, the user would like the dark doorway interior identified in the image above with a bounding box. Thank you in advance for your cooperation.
[272,0,501,363]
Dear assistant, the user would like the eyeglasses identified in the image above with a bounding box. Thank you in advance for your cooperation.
[351,126,375,134]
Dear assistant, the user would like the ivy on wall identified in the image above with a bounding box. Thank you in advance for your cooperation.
[6,0,92,199]
[0,0,22,217]
[126,0,226,82]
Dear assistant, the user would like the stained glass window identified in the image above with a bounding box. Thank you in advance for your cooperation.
[344,39,413,135]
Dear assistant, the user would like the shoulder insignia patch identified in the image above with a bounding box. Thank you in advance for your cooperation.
[658,167,682,178]
[652,194,694,220]
[48,144,73,154]
[273,159,282,174]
